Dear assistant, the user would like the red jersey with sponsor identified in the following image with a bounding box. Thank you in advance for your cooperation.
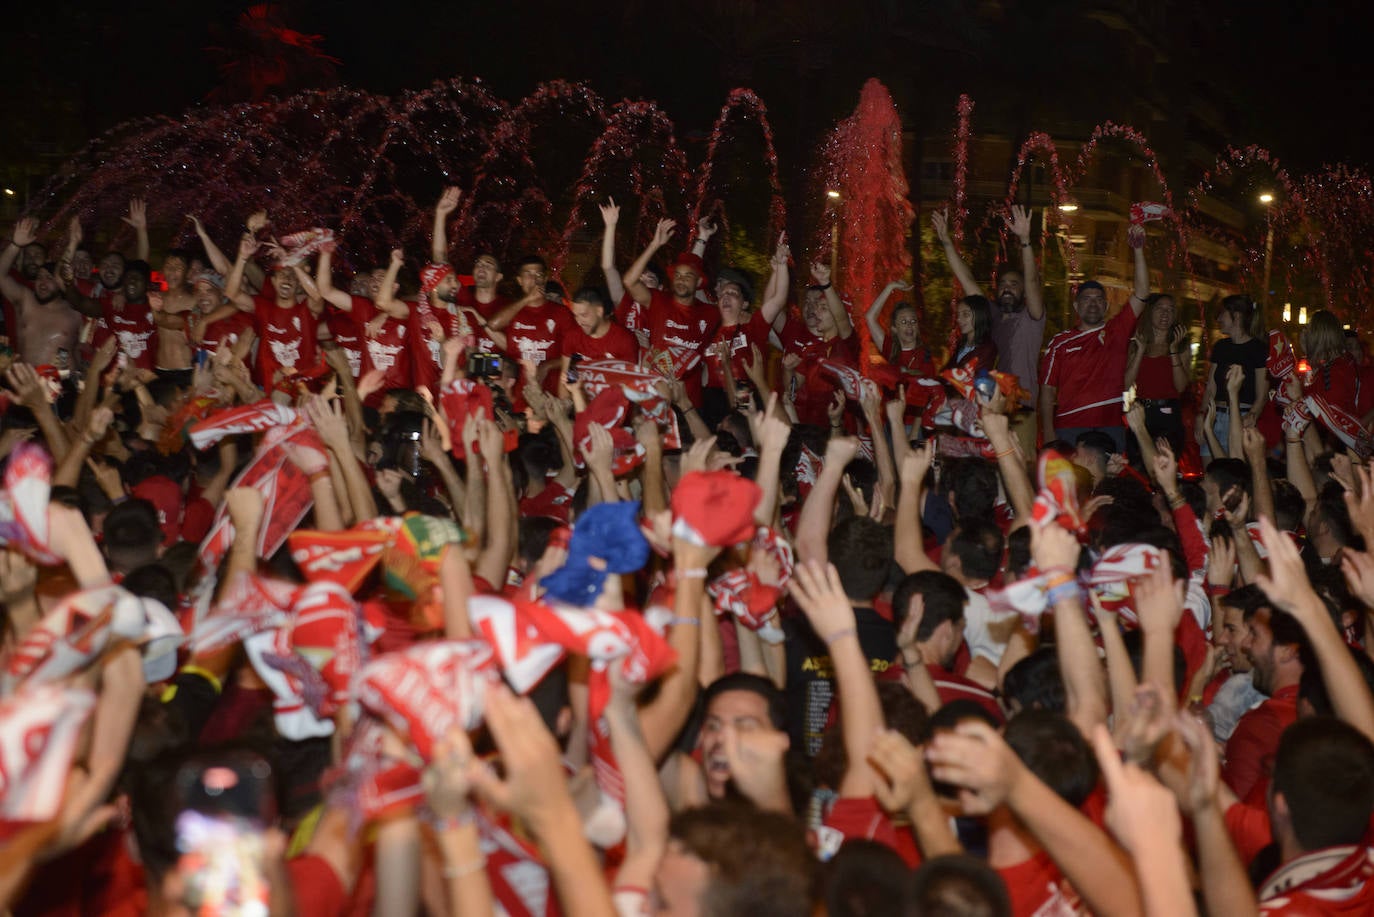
[616,290,647,343]
[103,297,158,371]
[704,312,771,389]
[780,316,860,426]
[646,290,719,402]
[353,297,412,399]
[1223,683,1299,806]
[562,322,640,365]
[819,796,921,867]
[322,296,371,380]
[1039,306,1138,429]
[893,346,937,378]
[198,308,254,356]
[252,294,319,388]
[506,300,575,393]
[456,285,508,322]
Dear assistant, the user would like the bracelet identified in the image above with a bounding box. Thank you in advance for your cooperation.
[442,857,487,879]
[812,282,832,291]
[994,446,1016,459]
[1021,242,1032,249]
[1204,582,1229,597]
[824,626,857,645]
[308,469,331,485]
[1046,581,1084,606]
[1167,493,1187,510]
[668,615,701,627]
[677,567,708,579]
[1043,571,1077,590]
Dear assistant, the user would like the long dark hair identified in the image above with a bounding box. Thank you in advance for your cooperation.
[1220,293,1262,339]
[960,295,992,347]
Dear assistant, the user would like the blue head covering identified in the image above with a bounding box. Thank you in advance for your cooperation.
[540,501,650,606]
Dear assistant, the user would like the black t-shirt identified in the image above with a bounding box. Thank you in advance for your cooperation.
[783,604,899,757]
[1210,337,1268,407]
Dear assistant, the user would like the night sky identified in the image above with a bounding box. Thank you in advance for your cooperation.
[2,0,1371,177]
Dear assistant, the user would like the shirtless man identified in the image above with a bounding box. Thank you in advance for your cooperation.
[0,219,84,367]
[152,248,197,380]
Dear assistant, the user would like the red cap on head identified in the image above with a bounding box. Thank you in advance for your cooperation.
[420,263,456,301]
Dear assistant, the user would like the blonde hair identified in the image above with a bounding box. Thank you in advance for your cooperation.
[1302,310,1346,366]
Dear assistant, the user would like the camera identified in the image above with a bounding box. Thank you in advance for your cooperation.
[467,352,503,378]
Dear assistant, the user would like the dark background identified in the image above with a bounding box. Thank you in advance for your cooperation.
[2,0,1369,181]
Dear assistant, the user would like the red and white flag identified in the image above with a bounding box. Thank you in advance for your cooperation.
[0,685,97,825]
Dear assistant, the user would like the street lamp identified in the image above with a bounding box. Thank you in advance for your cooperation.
[1058,202,1079,213]
[826,190,841,275]
[1259,192,1275,322]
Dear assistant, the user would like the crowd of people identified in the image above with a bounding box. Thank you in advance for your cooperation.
[1,183,1373,917]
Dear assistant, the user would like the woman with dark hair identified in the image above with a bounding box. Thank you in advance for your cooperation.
[865,280,935,377]
[1201,293,1267,454]
[1124,292,1191,452]
[941,295,997,373]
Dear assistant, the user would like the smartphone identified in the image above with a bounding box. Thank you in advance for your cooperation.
[174,753,275,917]
[566,353,583,384]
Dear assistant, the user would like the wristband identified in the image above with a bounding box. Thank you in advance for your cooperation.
[810,282,832,291]
[1021,242,1032,249]
[677,567,708,579]
[994,446,1016,459]
[441,856,487,879]
[1046,581,1084,606]
[1204,582,1229,597]
[1167,493,1187,510]
[668,615,700,627]
[308,469,331,485]
[824,626,857,645]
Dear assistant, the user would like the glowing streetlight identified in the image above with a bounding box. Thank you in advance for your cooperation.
[826,189,841,200]
[1298,306,1308,325]
[1259,192,1276,319]
[1,189,13,197]
[1259,192,1274,204]
[1058,202,1079,213]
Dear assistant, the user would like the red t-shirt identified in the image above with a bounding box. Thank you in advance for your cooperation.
[456,285,508,322]
[323,297,371,380]
[927,663,1005,722]
[287,853,350,917]
[252,294,319,388]
[351,297,412,398]
[1223,683,1299,806]
[616,290,647,342]
[562,322,640,365]
[198,308,254,357]
[1040,306,1139,429]
[820,796,922,867]
[103,297,157,371]
[704,312,771,390]
[893,346,936,378]
[506,300,575,393]
[646,290,719,401]
[1133,353,1179,400]
[780,316,859,426]
[997,850,1083,917]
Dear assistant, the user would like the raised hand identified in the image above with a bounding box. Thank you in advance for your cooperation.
[788,560,854,637]
[651,218,676,250]
[1254,515,1322,617]
[900,440,935,485]
[1007,205,1033,243]
[11,217,38,248]
[1090,724,1183,853]
[810,262,831,287]
[1133,563,1183,634]
[423,729,481,825]
[1030,520,1081,573]
[925,720,1028,816]
[771,232,790,267]
[470,685,578,832]
[931,209,951,245]
[245,210,269,234]
[122,198,147,231]
[435,186,462,217]
[1152,436,1178,486]
[696,216,718,243]
[868,730,937,815]
[66,215,83,247]
[236,232,260,262]
[824,433,859,469]
[598,197,620,226]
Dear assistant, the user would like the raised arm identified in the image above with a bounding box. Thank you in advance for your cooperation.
[757,234,791,327]
[314,245,353,311]
[223,233,260,312]
[796,435,859,564]
[927,721,1144,917]
[810,261,852,338]
[1008,206,1045,320]
[864,280,907,353]
[431,187,460,265]
[1260,516,1374,742]
[1033,525,1109,734]
[597,198,626,305]
[790,561,884,799]
[372,248,410,319]
[0,220,34,302]
[123,198,149,262]
[981,407,1034,527]
[931,208,985,298]
[622,219,675,308]
[1127,226,1150,317]
[894,444,938,574]
[473,420,516,590]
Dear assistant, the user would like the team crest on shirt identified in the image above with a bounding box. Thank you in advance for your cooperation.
[293,316,301,331]
[546,318,555,334]
[699,319,708,333]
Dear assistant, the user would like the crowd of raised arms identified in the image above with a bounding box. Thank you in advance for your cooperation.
[3,184,1374,917]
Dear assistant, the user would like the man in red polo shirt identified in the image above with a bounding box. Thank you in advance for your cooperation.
[621,219,719,405]
[488,255,573,397]
[1224,595,1305,805]
[777,262,858,427]
[890,569,1003,722]
[1039,279,1144,452]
